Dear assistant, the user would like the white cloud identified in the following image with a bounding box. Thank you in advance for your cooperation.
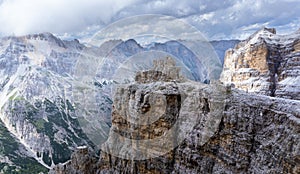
[0,0,137,36]
[0,0,300,40]
[88,15,207,46]
[184,0,300,39]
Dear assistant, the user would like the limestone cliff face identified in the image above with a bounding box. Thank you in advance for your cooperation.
[221,28,300,100]
[51,57,300,174]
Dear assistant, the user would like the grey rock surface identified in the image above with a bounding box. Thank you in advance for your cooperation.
[221,27,300,100]
[0,32,237,172]
[51,56,300,174]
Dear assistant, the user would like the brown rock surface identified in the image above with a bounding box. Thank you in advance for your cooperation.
[221,27,300,100]
[51,56,300,174]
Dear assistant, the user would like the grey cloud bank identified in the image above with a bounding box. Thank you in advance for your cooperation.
[0,0,299,40]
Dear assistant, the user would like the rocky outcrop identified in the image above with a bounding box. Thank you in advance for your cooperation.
[50,147,99,174]
[135,56,184,83]
[221,27,300,100]
[51,57,300,174]
[0,30,238,172]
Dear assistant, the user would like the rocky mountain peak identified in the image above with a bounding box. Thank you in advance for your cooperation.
[51,53,300,173]
[221,28,300,100]
[251,27,276,37]
[26,32,56,40]
[2,27,299,173]
[261,27,276,34]
[135,56,183,83]
[0,33,240,172]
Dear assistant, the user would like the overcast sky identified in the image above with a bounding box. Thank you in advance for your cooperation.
[0,0,299,40]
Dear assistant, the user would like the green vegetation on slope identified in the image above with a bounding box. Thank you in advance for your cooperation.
[0,120,48,174]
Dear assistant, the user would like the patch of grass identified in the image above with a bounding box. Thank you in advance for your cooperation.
[32,119,46,133]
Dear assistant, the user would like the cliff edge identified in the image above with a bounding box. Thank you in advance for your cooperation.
[51,55,300,173]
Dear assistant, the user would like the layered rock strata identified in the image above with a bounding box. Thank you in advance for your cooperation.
[221,28,300,100]
[51,57,300,174]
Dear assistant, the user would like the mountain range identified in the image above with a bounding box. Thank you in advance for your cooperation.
[1,27,299,173]
[0,32,238,173]
[51,28,300,174]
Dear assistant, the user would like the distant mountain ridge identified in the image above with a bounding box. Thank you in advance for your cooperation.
[0,32,238,173]
[51,28,300,173]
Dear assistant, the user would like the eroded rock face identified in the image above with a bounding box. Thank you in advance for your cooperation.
[221,27,300,100]
[135,56,183,83]
[51,56,300,174]
[49,147,98,174]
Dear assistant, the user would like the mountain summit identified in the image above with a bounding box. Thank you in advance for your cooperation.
[221,27,300,100]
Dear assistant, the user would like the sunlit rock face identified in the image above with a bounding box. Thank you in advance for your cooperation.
[51,56,300,174]
[221,27,300,100]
